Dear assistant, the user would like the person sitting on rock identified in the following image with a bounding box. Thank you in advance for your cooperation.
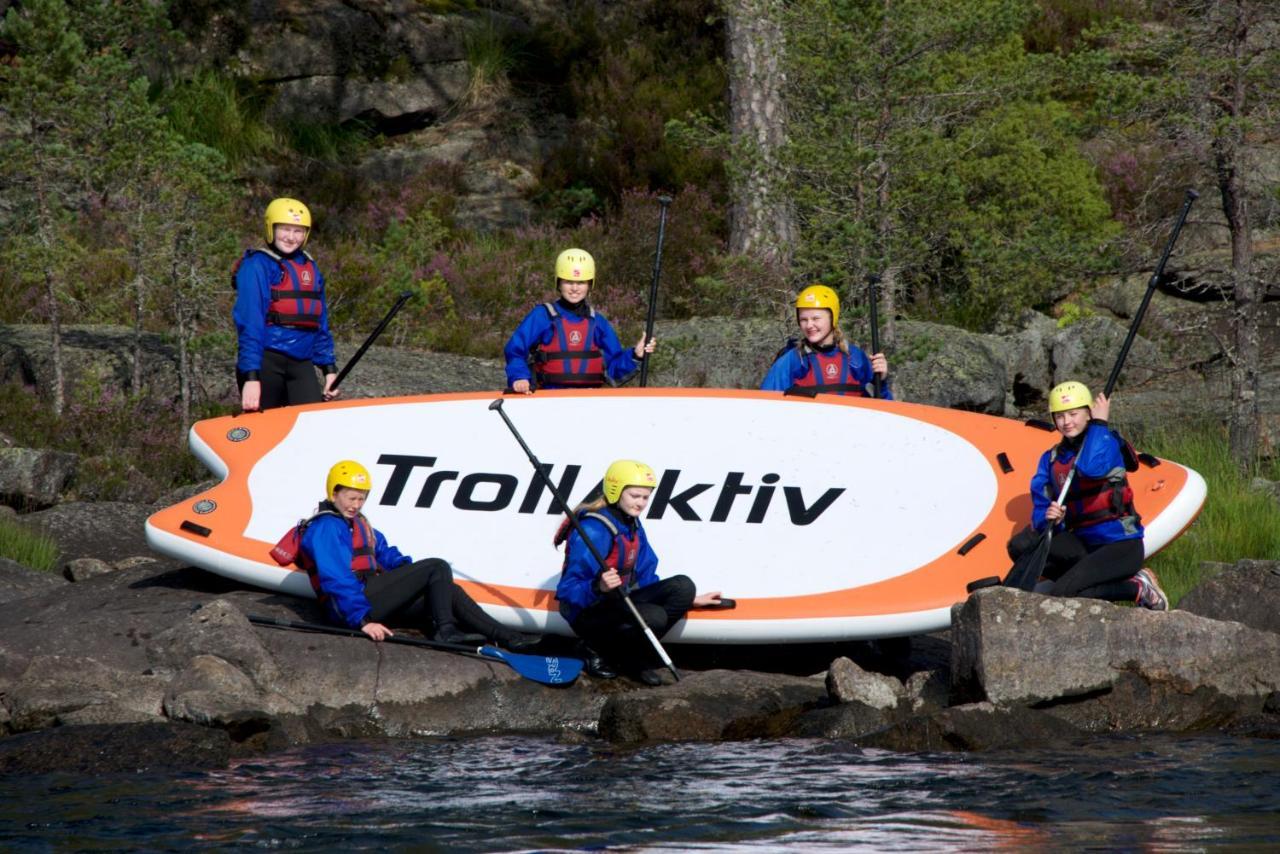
[554,459,722,685]
[298,460,541,648]
[761,284,892,398]
[233,197,340,412]
[1007,381,1168,610]
[503,248,656,393]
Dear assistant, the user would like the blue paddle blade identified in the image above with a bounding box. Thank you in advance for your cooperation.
[478,646,584,685]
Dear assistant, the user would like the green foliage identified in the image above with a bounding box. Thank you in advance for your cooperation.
[161,71,280,167]
[0,516,59,574]
[278,118,376,162]
[1055,294,1095,327]
[1139,422,1280,605]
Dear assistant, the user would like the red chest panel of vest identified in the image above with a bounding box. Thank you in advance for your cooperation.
[267,257,323,329]
[534,307,606,386]
[794,349,867,397]
[1051,455,1137,530]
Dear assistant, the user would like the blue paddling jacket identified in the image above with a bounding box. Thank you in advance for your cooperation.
[556,506,660,624]
[233,248,337,376]
[1030,420,1144,547]
[761,341,892,399]
[504,299,639,389]
[300,512,412,628]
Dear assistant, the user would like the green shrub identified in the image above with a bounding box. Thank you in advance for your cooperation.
[162,71,279,167]
[0,515,59,573]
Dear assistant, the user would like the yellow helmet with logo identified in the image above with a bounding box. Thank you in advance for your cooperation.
[555,248,595,284]
[264,198,312,246]
[1048,381,1094,414]
[326,460,371,498]
[796,284,840,326]
[602,459,657,504]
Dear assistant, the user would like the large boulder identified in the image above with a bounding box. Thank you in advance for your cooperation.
[951,588,1280,722]
[892,321,1008,413]
[23,501,158,565]
[858,702,1081,752]
[0,447,78,507]
[0,557,65,605]
[1178,559,1280,637]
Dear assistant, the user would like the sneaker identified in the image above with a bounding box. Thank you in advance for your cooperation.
[1135,568,1169,611]
[497,631,542,652]
[636,668,665,687]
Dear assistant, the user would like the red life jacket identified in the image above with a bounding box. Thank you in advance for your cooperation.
[285,507,380,599]
[1050,444,1139,531]
[790,343,869,397]
[232,248,325,330]
[533,303,606,387]
[553,510,640,590]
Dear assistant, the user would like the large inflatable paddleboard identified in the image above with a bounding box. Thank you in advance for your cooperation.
[146,390,1205,643]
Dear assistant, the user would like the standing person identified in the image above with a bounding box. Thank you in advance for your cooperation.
[1006,381,1168,610]
[504,248,656,393]
[554,459,722,684]
[233,197,340,412]
[297,460,542,648]
[761,284,892,398]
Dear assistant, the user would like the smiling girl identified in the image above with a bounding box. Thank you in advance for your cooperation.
[761,284,891,398]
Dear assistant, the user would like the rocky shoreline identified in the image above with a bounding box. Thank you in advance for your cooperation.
[0,495,1277,775]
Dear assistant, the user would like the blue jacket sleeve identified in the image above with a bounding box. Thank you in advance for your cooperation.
[761,348,803,391]
[233,253,273,374]
[504,306,552,385]
[311,265,336,368]
[592,314,639,383]
[372,527,412,570]
[1074,422,1125,479]
[846,345,893,400]
[556,518,614,618]
[301,515,372,628]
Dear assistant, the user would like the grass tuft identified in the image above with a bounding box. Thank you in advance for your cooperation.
[0,515,59,573]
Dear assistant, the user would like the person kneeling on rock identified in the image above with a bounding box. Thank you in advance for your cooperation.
[1007,381,1167,610]
[295,460,541,649]
[554,459,722,685]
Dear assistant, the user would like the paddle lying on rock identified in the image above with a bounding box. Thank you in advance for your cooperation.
[1000,188,1199,592]
[247,614,583,686]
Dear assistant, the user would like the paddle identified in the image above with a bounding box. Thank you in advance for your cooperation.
[1002,188,1198,592]
[247,614,583,686]
[488,398,683,682]
[638,196,672,388]
[330,290,415,392]
[867,273,883,399]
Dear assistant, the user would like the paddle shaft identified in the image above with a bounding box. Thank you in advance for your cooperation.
[639,196,673,388]
[331,290,415,391]
[867,274,882,399]
[487,399,682,681]
[249,613,486,654]
[1103,189,1197,398]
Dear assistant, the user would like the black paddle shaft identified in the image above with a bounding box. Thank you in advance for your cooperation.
[330,290,415,391]
[639,196,673,388]
[866,273,882,399]
[487,399,682,681]
[1103,188,1198,398]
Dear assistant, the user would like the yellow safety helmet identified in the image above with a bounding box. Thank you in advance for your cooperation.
[1048,381,1094,414]
[264,197,312,246]
[555,248,595,284]
[602,459,657,504]
[796,284,840,326]
[326,460,371,498]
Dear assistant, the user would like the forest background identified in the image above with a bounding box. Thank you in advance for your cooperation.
[0,0,1276,523]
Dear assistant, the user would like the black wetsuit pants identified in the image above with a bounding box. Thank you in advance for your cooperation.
[1007,526,1142,602]
[237,349,322,410]
[362,558,511,640]
[566,575,696,670]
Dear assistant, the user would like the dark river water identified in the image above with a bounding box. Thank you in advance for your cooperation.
[2,733,1278,851]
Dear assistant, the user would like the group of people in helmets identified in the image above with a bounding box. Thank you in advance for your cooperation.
[236,197,1166,685]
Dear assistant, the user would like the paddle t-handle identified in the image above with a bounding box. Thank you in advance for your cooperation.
[638,195,672,388]
[488,398,682,682]
[330,290,415,392]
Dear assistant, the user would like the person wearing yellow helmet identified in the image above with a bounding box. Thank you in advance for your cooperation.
[1006,381,1167,610]
[292,460,542,647]
[232,197,340,412]
[503,248,656,393]
[761,284,892,398]
[553,460,722,683]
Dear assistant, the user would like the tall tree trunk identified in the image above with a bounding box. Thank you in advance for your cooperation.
[1218,0,1258,469]
[32,168,66,417]
[175,231,194,433]
[726,0,795,271]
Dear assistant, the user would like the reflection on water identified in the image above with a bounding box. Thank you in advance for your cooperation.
[2,733,1279,851]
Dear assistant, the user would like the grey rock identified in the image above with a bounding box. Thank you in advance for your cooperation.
[598,670,826,743]
[1039,671,1247,734]
[1178,559,1280,636]
[826,656,902,710]
[113,556,159,572]
[62,557,114,582]
[952,587,1280,709]
[1004,310,1058,410]
[24,501,156,565]
[860,702,1081,752]
[645,316,792,390]
[164,654,299,732]
[0,447,78,507]
[146,599,280,685]
[5,654,167,732]
[903,668,950,714]
[1250,477,1280,503]
[892,321,1008,413]
[0,721,231,775]
[791,700,892,739]
[0,556,65,604]
[270,66,470,126]
[1052,315,1161,388]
